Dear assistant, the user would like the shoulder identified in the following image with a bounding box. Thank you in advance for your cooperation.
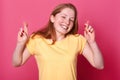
[27,34,45,44]
[66,34,86,44]
[28,33,52,44]
[30,33,43,39]
[67,34,85,39]
[28,33,45,41]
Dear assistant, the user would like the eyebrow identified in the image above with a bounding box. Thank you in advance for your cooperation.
[60,13,75,19]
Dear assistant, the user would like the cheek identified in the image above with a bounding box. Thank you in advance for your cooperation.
[68,25,73,31]
[70,22,74,28]
[68,23,74,31]
[54,17,62,24]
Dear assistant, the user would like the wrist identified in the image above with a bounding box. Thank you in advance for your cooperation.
[87,39,96,44]
[16,42,26,47]
[88,40,96,46]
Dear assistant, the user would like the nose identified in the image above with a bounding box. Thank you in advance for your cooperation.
[64,18,70,25]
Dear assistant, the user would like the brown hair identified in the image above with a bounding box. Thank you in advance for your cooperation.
[32,3,78,44]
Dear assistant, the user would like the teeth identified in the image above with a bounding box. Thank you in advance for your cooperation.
[62,26,68,30]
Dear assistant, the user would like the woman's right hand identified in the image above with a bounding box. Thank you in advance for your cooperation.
[17,22,29,44]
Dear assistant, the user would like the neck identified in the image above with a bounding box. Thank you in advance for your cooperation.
[56,32,65,41]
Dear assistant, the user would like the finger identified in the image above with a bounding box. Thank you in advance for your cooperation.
[88,25,94,33]
[84,20,90,27]
[85,25,90,32]
[84,30,87,37]
[89,27,94,33]
[23,22,28,34]
[87,25,92,31]
[18,27,23,37]
[84,20,90,33]
[20,28,25,37]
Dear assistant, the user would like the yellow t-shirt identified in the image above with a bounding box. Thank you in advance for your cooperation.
[26,34,86,80]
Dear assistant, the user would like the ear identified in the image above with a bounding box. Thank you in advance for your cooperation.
[50,15,55,23]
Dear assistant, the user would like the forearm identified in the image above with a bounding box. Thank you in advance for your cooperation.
[12,43,26,67]
[89,41,104,69]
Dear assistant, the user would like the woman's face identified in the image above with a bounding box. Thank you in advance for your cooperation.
[51,8,75,36]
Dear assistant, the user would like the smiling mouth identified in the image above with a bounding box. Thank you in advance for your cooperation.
[61,25,68,30]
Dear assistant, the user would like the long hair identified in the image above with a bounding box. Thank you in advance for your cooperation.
[32,3,78,44]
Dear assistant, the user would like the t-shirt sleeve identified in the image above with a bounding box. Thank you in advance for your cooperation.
[78,35,86,54]
[26,36,36,55]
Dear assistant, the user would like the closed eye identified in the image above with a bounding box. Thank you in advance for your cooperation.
[61,16,66,19]
[70,19,74,22]
[70,18,74,22]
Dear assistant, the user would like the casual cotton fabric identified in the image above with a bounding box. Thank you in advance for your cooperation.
[26,34,86,80]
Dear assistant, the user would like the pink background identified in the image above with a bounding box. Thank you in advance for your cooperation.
[0,0,120,80]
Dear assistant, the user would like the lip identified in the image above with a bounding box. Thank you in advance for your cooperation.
[60,24,68,30]
[62,26,68,30]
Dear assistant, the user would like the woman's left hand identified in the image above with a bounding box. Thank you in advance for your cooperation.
[84,21,95,44]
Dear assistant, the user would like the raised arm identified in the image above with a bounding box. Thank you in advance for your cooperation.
[12,23,31,67]
[82,21,104,70]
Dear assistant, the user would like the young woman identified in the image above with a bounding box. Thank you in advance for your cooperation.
[13,3,104,80]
